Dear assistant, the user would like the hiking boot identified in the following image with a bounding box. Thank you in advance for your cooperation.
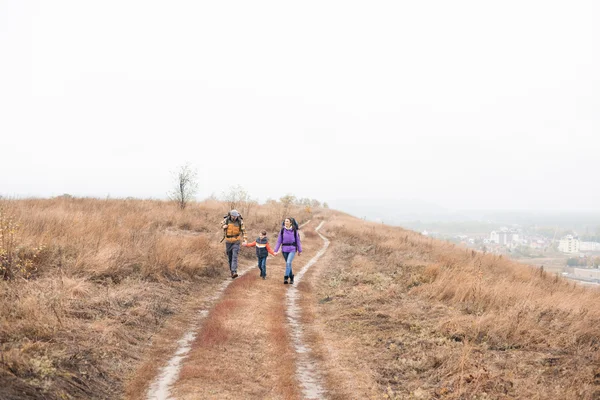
[284,276,288,284]
[262,276,266,280]
[289,273,294,284]
[232,272,238,279]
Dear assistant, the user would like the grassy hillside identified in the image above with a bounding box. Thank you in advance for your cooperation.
[0,197,310,399]
[2,198,600,399]
[306,213,600,399]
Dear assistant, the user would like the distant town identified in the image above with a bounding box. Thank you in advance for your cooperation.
[349,207,600,286]
[420,226,600,285]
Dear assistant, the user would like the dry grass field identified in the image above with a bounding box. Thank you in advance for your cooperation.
[3,198,600,399]
[303,213,600,399]
[0,197,310,399]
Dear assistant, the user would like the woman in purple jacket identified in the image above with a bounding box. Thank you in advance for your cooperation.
[274,217,302,284]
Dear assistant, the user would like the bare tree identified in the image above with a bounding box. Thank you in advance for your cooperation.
[221,185,258,218]
[222,185,249,211]
[279,194,296,221]
[296,197,311,206]
[168,164,199,209]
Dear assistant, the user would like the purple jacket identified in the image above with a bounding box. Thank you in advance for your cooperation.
[274,227,302,253]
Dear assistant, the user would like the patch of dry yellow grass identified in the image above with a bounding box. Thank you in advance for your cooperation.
[308,213,600,399]
[0,197,317,399]
[298,250,379,400]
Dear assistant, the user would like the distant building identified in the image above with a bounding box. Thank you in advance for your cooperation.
[580,242,600,252]
[490,228,519,246]
[490,231,499,244]
[558,235,580,254]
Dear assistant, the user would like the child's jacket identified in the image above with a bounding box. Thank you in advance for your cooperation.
[245,237,276,258]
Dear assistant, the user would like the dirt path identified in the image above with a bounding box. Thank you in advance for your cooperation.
[285,221,329,399]
[143,220,330,400]
[145,261,258,400]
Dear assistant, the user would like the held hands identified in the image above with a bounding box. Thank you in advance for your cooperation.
[222,224,228,229]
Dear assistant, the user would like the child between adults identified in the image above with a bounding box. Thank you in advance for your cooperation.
[242,230,276,279]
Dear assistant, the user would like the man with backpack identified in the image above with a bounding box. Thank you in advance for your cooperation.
[221,209,247,279]
[274,217,302,284]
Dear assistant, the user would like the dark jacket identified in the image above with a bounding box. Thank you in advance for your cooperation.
[244,237,275,258]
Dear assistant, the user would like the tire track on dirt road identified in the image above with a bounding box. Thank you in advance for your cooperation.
[286,221,330,400]
[145,264,256,400]
[145,220,312,400]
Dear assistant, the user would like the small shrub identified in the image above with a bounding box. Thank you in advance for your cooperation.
[0,207,43,280]
[179,222,192,230]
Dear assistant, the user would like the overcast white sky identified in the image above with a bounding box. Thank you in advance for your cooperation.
[1,0,598,213]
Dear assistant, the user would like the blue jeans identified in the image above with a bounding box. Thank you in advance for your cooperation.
[282,251,296,277]
[257,256,267,277]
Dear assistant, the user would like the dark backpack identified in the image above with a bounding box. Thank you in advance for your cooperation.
[279,218,299,251]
